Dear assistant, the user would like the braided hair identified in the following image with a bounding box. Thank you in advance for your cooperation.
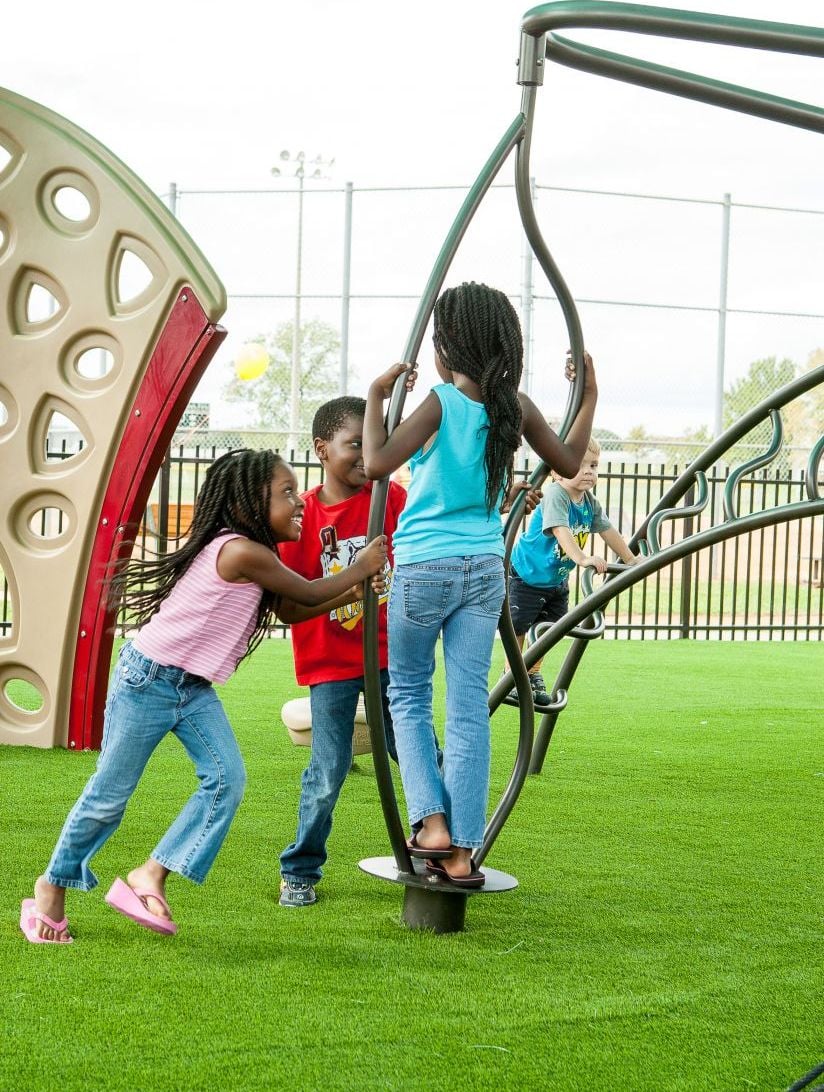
[111,449,283,661]
[433,282,523,512]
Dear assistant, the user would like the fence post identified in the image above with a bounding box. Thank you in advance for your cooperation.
[157,449,171,555]
[520,176,536,400]
[340,180,353,394]
[713,192,731,438]
[679,481,696,638]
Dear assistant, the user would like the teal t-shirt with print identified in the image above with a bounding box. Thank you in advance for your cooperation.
[510,481,611,588]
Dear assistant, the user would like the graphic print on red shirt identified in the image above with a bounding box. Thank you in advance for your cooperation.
[314,524,390,631]
[277,480,406,686]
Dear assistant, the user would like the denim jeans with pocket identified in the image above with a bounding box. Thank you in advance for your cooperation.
[44,642,246,890]
[388,554,505,849]
[279,669,394,885]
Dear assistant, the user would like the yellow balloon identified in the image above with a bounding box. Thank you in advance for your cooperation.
[234,343,269,381]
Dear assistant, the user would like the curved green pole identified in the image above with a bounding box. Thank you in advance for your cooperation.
[523,367,824,773]
[483,83,591,864]
[723,412,782,520]
[546,33,824,135]
[516,491,824,775]
[807,436,824,501]
[503,81,587,549]
[362,113,526,872]
[516,497,824,678]
[522,3,824,60]
[633,366,824,545]
[497,1,824,777]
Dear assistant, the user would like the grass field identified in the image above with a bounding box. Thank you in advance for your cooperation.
[2,639,822,1091]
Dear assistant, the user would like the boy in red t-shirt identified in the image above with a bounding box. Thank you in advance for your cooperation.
[277,396,406,907]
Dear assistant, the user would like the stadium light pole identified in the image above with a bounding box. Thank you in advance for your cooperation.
[271,151,334,453]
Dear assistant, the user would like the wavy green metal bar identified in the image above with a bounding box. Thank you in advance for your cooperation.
[362,113,527,874]
[723,412,783,521]
[363,0,824,883]
[487,2,824,834]
[633,367,823,545]
[522,2,824,56]
[518,370,822,775]
[647,471,709,554]
[807,436,824,502]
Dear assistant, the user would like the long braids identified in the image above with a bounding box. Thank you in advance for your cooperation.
[111,449,283,661]
[433,282,523,512]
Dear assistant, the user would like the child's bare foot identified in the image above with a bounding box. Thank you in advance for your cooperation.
[33,875,70,941]
[126,861,172,920]
[407,814,451,856]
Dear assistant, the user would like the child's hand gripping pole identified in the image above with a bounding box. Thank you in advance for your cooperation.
[354,535,388,578]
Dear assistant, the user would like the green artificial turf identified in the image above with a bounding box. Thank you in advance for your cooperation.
[1,640,822,1091]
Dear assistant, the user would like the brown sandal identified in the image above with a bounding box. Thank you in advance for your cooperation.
[406,831,452,859]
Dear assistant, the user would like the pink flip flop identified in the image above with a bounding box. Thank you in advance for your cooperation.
[104,877,177,935]
[20,898,73,944]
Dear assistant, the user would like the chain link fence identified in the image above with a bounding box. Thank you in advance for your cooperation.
[3,445,819,641]
[110,445,822,642]
[168,180,824,453]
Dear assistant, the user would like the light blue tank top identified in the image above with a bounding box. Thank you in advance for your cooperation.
[392,383,505,564]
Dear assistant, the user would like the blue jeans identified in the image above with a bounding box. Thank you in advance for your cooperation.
[280,669,395,885]
[388,554,505,849]
[45,642,246,890]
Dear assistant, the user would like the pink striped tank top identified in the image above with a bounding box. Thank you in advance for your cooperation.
[133,532,264,683]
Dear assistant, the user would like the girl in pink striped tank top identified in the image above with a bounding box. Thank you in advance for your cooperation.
[22,449,387,944]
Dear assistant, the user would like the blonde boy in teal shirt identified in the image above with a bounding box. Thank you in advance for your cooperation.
[506,437,637,705]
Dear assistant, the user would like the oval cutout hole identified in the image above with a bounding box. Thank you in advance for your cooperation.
[26,282,61,323]
[0,144,11,174]
[27,507,67,539]
[4,678,44,713]
[52,185,92,223]
[76,346,114,379]
[117,249,154,303]
[0,400,8,427]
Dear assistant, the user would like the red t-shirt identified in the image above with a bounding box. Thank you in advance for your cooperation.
[277,480,406,686]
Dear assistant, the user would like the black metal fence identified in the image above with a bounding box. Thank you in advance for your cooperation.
[132,446,823,642]
[2,445,821,641]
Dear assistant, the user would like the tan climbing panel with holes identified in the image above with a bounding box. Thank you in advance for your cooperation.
[0,87,226,747]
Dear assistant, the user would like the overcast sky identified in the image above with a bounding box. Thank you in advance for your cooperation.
[4,0,824,438]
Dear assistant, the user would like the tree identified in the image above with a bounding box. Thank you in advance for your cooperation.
[722,356,797,467]
[625,424,654,460]
[679,424,713,465]
[592,426,622,451]
[786,348,824,451]
[723,356,797,428]
[223,319,341,440]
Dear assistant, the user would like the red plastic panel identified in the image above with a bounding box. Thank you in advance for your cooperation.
[68,287,226,749]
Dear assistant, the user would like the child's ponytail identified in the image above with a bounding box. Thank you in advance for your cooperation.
[433,282,523,512]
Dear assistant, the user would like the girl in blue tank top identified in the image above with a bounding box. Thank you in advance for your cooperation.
[364,281,598,885]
